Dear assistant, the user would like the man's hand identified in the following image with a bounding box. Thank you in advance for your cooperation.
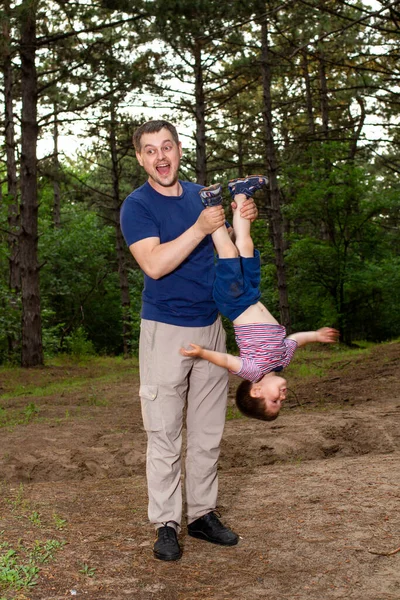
[180,343,203,358]
[315,328,340,343]
[231,197,258,222]
[194,206,226,237]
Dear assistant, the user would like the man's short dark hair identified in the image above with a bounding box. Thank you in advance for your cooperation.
[235,379,278,422]
[133,120,179,152]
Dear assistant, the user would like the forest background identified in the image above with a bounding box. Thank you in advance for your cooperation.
[1,0,399,367]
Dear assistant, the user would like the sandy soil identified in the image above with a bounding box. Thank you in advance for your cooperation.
[0,342,399,600]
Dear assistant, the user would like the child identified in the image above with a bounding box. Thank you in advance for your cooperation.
[180,176,339,421]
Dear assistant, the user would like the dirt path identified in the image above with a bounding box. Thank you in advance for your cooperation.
[0,342,399,599]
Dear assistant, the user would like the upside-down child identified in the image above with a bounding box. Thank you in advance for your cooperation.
[180,176,339,421]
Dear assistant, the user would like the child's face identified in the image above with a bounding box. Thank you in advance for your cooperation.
[251,374,287,418]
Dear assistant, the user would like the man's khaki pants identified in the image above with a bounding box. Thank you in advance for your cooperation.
[139,317,229,528]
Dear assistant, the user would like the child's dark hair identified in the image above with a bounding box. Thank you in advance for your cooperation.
[133,120,179,152]
[235,380,278,422]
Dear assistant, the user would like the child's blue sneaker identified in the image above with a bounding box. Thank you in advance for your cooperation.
[228,175,267,199]
[199,183,223,207]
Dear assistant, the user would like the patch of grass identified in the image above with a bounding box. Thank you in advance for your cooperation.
[0,545,39,591]
[31,539,65,563]
[0,356,139,401]
[79,562,96,577]
[0,373,128,401]
[5,485,27,513]
[0,488,66,599]
[27,511,42,527]
[294,363,325,378]
[52,513,68,531]
[24,402,39,421]
[0,535,65,596]
[0,403,41,429]
[226,405,243,421]
[86,394,109,407]
[287,343,374,380]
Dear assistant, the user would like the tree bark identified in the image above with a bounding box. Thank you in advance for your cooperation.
[259,17,291,331]
[301,48,316,137]
[193,39,207,185]
[236,108,245,178]
[110,98,131,358]
[53,102,61,228]
[19,0,43,367]
[2,0,21,354]
[318,52,329,137]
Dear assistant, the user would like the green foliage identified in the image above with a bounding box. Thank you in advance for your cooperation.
[0,403,40,429]
[282,145,398,342]
[0,547,39,591]
[226,405,243,420]
[79,563,96,577]
[0,284,21,364]
[0,535,65,595]
[1,1,400,366]
[52,513,68,530]
[64,327,95,359]
[39,203,124,356]
[128,268,145,353]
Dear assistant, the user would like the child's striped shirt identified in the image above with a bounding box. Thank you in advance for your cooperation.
[231,323,297,382]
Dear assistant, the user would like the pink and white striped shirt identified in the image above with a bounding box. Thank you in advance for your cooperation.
[231,323,297,382]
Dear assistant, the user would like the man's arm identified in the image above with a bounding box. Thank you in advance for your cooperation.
[180,343,242,372]
[287,327,339,348]
[129,205,225,279]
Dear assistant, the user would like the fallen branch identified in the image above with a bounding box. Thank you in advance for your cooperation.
[368,546,400,556]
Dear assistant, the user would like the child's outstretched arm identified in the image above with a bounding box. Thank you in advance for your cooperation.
[287,327,339,348]
[180,343,242,372]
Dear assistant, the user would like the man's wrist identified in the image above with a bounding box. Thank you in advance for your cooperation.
[192,223,205,242]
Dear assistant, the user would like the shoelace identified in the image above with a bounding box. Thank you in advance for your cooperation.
[204,510,223,524]
[158,526,177,544]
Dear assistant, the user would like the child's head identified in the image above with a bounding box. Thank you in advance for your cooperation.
[235,373,287,421]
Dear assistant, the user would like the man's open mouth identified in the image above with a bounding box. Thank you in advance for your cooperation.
[156,163,170,176]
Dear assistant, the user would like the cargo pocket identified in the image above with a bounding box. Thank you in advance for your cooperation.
[139,385,162,432]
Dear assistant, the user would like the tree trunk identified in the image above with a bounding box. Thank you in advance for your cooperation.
[193,39,207,185]
[318,52,329,137]
[19,0,43,367]
[301,49,315,137]
[259,17,291,331]
[110,99,131,358]
[236,108,245,178]
[3,0,21,355]
[348,96,365,161]
[53,102,61,228]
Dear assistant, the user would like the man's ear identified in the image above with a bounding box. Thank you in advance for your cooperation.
[136,151,143,167]
[250,384,261,398]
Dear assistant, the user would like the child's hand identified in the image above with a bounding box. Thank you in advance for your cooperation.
[316,328,339,343]
[180,343,203,357]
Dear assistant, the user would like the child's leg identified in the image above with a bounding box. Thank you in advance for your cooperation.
[232,194,253,258]
[228,176,267,258]
[199,183,238,259]
[212,225,238,259]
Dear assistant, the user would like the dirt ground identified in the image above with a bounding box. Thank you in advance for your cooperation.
[0,342,399,600]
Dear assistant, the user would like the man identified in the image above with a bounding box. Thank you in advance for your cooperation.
[120,120,257,561]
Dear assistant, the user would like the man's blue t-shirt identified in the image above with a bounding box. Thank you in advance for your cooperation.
[120,180,218,327]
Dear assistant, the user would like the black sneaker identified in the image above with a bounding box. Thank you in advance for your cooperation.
[199,183,223,207]
[188,512,239,546]
[153,525,182,561]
